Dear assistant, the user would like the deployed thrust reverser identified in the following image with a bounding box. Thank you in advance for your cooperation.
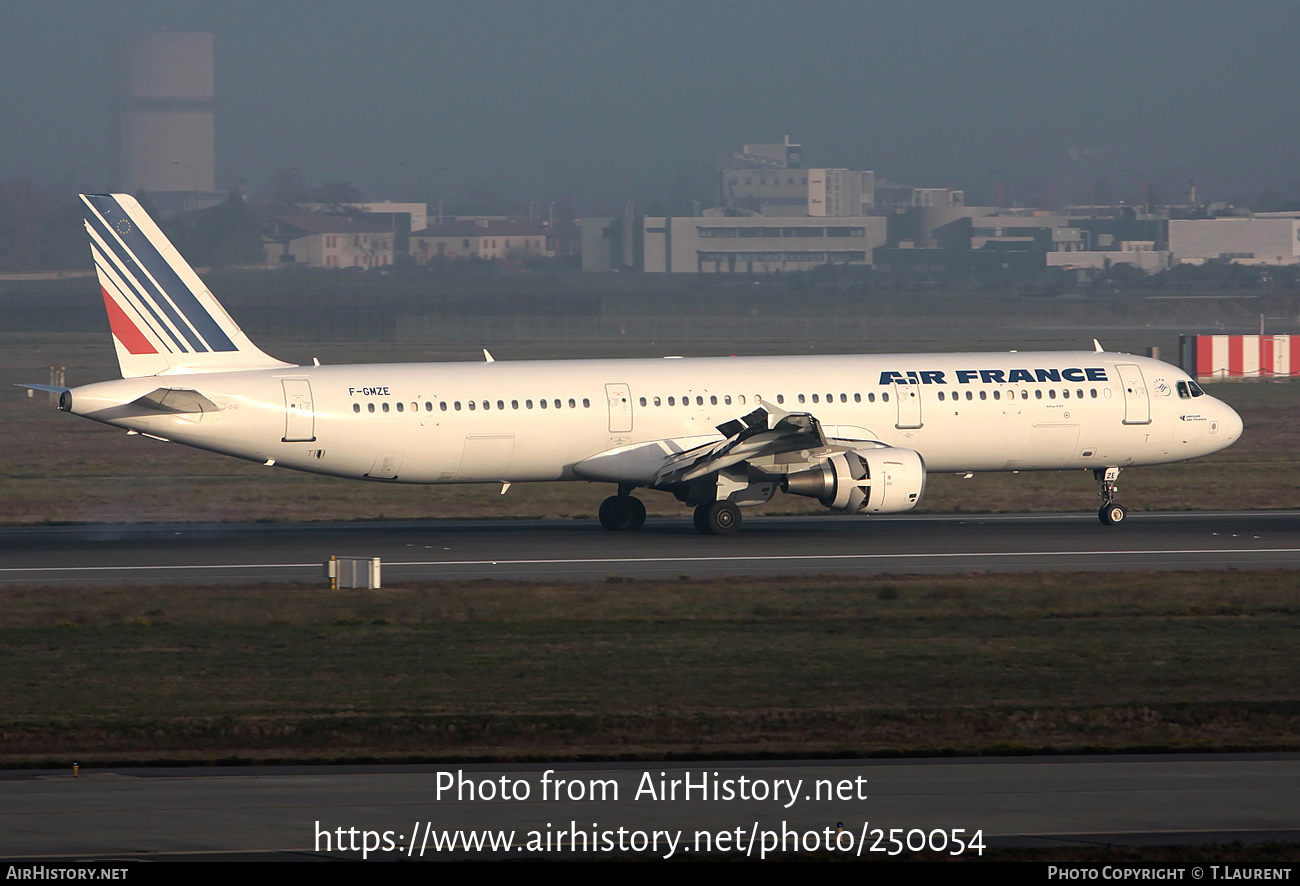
[782,448,926,514]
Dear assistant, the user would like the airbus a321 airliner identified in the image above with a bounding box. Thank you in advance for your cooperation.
[22,194,1243,534]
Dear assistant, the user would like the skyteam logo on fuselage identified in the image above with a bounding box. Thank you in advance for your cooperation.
[878,368,1109,386]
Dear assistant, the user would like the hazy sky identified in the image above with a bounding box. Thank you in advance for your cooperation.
[4,0,1298,212]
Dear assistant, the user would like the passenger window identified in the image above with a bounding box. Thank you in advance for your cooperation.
[668,396,675,406]
[938,391,945,401]
[798,394,806,404]
[965,391,972,401]
[1063,389,1070,399]
[539,399,547,409]
[454,401,461,411]
[511,400,519,409]
[654,396,661,406]
[1035,390,1042,400]
[868,393,875,402]
[883,393,890,402]
[853,393,860,403]
[425,402,432,411]
[526,400,533,409]
[811,394,819,403]
[840,393,847,403]
[696,396,703,405]
[979,390,987,400]
[993,390,1000,400]
[440,402,448,411]
[1049,390,1056,400]
[467,401,475,410]
[352,403,360,413]
[724,395,732,405]
[499,400,506,410]
[568,398,576,408]
[396,402,404,412]
[382,402,390,412]
[554,399,561,409]
[583,398,590,407]
[639,397,647,406]
[710,395,717,405]
[776,394,784,404]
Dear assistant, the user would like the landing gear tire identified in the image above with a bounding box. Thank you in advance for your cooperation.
[599,495,646,531]
[695,501,741,536]
[1098,503,1127,526]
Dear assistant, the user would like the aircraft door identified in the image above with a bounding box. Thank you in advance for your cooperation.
[892,382,922,429]
[282,379,316,442]
[1116,363,1151,425]
[605,383,633,433]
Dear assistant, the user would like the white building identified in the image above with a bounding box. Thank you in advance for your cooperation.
[409,220,550,263]
[264,213,394,268]
[1169,218,1300,265]
[643,215,886,273]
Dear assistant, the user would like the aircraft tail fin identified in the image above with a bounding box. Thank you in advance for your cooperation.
[80,193,292,378]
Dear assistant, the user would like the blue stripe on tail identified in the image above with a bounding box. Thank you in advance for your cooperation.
[82,195,238,353]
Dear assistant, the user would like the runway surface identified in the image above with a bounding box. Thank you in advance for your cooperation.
[3,756,1298,860]
[1,510,1299,584]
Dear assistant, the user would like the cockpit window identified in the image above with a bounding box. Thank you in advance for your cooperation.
[1177,381,1190,399]
[1189,381,1205,397]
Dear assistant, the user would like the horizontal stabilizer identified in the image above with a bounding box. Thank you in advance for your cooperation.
[14,383,70,395]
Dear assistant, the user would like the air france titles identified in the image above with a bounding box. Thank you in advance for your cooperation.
[878,368,1108,386]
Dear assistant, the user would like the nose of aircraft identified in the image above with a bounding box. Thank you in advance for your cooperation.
[1218,398,1244,447]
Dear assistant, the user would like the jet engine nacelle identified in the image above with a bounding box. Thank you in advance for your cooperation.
[782,447,926,514]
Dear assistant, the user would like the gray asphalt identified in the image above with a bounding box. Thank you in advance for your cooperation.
[1,510,1299,584]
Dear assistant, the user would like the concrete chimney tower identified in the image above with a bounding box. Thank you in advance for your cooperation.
[120,32,215,194]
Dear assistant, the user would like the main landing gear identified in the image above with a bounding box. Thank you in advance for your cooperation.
[598,491,646,531]
[1095,467,1127,526]
[692,500,741,536]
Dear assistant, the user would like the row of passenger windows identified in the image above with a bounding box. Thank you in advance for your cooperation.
[938,388,1100,401]
[353,398,593,414]
[350,386,1107,415]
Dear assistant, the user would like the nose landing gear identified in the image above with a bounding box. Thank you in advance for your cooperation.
[1095,467,1126,526]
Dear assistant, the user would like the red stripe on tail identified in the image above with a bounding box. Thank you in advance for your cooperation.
[101,286,156,354]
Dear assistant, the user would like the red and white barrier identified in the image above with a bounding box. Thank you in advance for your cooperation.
[1181,334,1300,380]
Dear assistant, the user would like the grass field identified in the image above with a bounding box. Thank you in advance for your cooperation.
[1,571,1296,765]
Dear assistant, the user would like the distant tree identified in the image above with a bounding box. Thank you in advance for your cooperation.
[166,191,264,267]
[312,180,365,213]
[263,169,313,208]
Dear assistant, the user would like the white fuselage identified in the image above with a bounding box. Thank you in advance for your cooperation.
[65,350,1242,489]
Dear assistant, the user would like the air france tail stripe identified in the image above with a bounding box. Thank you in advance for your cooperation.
[83,208,206,353]
[99,286,157,355]
[90,236,189,354]
[82,196,238,353]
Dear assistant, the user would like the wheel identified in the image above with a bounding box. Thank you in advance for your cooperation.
[599,495,645,531]
[1098,502,1127,526]
[697,500,741,535]
[692,504,711,534]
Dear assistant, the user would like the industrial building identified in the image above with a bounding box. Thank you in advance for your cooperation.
[1169,218,1300,265]
[642,215,887,274]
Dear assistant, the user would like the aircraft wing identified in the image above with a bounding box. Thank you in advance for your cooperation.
[573,401,842,486]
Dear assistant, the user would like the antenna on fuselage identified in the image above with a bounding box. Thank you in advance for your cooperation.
[1093,339,1105,353]
[483,349,495,363]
